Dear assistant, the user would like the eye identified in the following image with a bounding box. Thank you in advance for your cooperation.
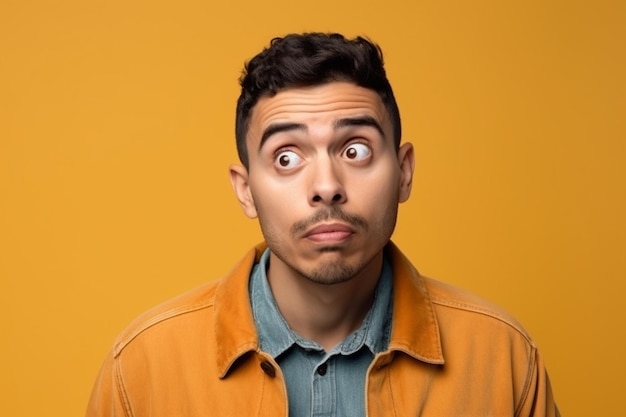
[274,150,303,170]
[342,143,371,161]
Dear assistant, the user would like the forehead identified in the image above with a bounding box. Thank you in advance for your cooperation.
[247,82,390,141]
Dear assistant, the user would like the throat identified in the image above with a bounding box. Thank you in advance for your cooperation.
[269,272,378,351]
[264,248,384,350]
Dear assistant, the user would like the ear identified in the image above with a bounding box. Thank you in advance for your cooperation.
[397,142,415,203]
[229,164,258,219]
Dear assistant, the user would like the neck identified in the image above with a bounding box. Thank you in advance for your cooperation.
[266,252,383,351]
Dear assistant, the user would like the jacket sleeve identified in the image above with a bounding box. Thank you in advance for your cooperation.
[85,350,132,417]
[516,347,560,417]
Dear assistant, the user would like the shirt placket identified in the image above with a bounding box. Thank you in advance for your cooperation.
[311,356,336,417]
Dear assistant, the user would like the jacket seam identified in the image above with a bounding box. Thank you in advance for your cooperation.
[114,302,214,357]
[514,345,538,417]
[433,296,538,416]
[255,361,265,417]
[430,297,534,345]
[385,362,399,417]
[114,354,134,417]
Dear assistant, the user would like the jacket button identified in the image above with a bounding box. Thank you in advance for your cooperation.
[260,360,276,377]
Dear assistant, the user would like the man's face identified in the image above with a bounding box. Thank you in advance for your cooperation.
[230,82,414,285]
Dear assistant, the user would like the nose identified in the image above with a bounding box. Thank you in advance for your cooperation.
[309,157,346,206]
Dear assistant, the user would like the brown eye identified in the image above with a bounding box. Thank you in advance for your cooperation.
[279,154,290,166]
[343,143,371,161]
[274,150,302,169]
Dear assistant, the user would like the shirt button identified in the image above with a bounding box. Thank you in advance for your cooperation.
[260,360,276,377]
[317,363,328,376]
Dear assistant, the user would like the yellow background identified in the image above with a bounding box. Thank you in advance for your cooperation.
[1,1,624,416]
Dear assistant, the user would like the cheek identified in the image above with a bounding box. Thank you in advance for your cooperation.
[250,171,307,204]
[353,169,400,203]
[250,181,300,225]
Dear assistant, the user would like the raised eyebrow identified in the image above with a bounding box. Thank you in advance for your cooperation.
[333,116,385,139]
[259,122,307,151]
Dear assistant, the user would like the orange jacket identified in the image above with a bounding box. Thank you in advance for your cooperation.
[86,243,559,416]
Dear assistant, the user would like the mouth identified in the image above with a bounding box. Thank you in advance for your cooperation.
[303,223,355,244]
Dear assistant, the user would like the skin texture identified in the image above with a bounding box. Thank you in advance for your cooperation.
[230,82,414,349]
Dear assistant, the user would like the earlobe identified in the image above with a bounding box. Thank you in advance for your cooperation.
[228,164,258,219]
[397,143,415,203]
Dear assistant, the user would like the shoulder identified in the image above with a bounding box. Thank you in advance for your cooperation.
[109,245,263,357]
[386,242,533,346]
[111,278,222,357]
[423,276,535,346]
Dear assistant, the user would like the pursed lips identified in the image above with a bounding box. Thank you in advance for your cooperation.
[303,223,355,243]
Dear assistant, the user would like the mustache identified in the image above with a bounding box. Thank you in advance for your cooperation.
[291,207,369,236]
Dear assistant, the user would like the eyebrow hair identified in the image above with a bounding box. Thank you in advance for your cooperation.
[258,115,385,152]
[334,116,385,139]
[260,122,307,150]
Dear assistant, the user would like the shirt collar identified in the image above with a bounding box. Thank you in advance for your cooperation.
[250,248,393,358]
[213,242,444,379]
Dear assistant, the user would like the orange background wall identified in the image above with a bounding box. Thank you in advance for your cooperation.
[1,1,624,416]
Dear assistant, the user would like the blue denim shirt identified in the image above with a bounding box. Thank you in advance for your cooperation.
[250,249,393,417]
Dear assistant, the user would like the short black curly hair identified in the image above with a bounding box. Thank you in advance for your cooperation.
[235,33,401,168]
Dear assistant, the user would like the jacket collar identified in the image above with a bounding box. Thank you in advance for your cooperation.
[385,243,444,364]
[214,242,444,378]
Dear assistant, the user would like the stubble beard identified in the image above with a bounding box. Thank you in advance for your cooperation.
[259,204,399,286]
[282,249,368,286]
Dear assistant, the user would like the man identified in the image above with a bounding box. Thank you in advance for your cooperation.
[87,33,559,416]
